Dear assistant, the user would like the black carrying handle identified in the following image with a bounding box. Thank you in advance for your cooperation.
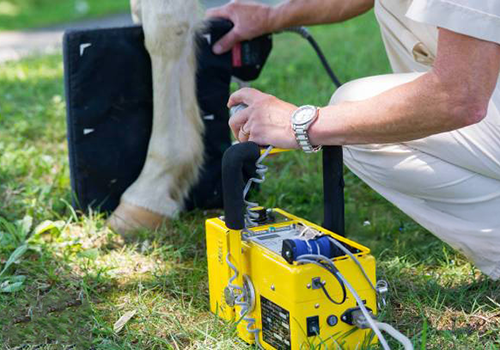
[222,142,261,230]
[323,146,345,236]
[222,142,345,236]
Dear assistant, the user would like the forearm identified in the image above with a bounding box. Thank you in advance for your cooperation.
[309,72,487,145]
[308,28,500,146]
[227,29,500,150]
[268,0,374,32]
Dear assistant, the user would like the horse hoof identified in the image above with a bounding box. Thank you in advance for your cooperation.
[107,202,168,235]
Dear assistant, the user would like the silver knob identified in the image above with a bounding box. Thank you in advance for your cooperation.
[230,103,248,118]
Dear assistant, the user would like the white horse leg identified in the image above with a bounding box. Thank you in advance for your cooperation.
[108,0,204,233]
[130,0,142,23]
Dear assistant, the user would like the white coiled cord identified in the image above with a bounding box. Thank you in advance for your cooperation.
[243,145,274,226]
[226,253,262,348]
[224,144,275,348]
[226,253,244,295]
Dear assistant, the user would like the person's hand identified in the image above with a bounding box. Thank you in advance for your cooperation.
[228,88,299,149]
[205,1,273,54]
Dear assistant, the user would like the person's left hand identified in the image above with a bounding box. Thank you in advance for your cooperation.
[228,88,299,149]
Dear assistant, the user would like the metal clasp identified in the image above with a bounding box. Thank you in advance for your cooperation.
[376,280,389,309]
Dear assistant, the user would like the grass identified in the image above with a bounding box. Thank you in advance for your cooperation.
[0,0,130,31]
[1,9,499,350]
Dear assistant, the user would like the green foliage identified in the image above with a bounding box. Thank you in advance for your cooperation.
[0,0,130,31]
[0,10,499,350]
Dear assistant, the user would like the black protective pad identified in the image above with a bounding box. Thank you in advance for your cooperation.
[64,26,154,212]
[186,20,233,210]
[64,20,271,213]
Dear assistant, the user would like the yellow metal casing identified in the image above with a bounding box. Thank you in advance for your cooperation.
[206,209,377,350]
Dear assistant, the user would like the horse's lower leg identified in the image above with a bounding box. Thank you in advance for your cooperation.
[108,0,204,233]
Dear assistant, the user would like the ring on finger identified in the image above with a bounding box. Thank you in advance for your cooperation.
[241,124,250,136]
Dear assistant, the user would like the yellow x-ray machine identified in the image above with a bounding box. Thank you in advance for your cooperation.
[206,140,410,350]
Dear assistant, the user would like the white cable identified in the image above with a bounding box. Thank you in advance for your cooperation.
[243,145,274,225]
[328,235,389,309]
[336,269,391,350]
[326,236,376,291]
[224,144,274,349]
[296,255,391,350]
[298,254,414,350]
[376,322,414,350]
[226,253,263,348]
[226,253,244,294]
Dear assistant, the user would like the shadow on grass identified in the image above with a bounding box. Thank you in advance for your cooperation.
[380,259,500,349]
[0,209,221,350]
[1,253,97,349]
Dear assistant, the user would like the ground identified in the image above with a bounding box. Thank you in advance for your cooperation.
[0,7,499,350]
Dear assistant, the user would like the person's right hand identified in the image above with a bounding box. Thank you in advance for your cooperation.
[206,0,274,55]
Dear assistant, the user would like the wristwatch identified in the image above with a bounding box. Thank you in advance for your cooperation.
[291,105,321,153]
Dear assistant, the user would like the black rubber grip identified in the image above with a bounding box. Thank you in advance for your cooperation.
[322,146,345,236]
[222,142,261,230]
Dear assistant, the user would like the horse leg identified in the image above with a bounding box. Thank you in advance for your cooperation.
[130,0,142,23]
[108,0,204,233]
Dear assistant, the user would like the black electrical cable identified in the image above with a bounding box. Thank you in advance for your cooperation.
[319,279,347,305]
[280,27,343,88]
[318,261,347,305]
[298,257,347,305]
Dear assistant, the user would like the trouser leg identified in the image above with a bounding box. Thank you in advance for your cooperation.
[330,74,500,280]
[108,0,204,232]
[373,0,438,73]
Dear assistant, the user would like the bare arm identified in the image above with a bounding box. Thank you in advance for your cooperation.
[269,0,374,30]
[228,29,500,148]
[206,0,373,54]
[309,29,500,145]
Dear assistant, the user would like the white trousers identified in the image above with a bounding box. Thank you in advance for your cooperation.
[329,1,500,280]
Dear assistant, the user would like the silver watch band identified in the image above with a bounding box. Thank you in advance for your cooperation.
[294,125,321,153]
[292,104,322,153]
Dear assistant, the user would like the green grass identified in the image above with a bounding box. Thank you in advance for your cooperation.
[0,0,130,31]
[1,10,499,350]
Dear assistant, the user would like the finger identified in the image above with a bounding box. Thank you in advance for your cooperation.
[212,29,242,54]
[247,131,264,147]
[229,107,251,138]
[205,5,238,54]
[205,6,230,19]
[238,125,250,143]
[228,88,262,108]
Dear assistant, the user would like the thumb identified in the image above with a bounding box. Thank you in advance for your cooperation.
[213,29,241,55]
[205,7,229,19]
[228,88,261,108]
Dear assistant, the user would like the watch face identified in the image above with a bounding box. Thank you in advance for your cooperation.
[292,106,317,125]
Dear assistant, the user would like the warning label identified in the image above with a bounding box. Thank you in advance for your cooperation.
[261,296,291,350]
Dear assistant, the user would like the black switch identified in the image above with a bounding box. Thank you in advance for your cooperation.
[249,206,268,224]
[306,316,320,337]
